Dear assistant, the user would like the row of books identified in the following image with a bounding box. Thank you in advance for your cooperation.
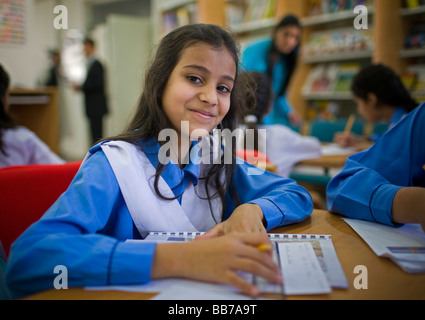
[402,65,425,95]
[161,3,198,35]
[403,0,425,8]
[304,28,374,57]
[306,0,374,17]
[303,63,361,96]
[404,23,425,49]
[225,0,276,27]
[306,100,350,121]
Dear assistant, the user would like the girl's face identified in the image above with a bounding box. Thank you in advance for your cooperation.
[354,94,379,122]
[162,43,236,140]
[2,88,9,112]
[275,25,300,55]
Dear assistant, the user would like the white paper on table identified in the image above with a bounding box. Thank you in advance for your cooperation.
[86,278,258,300]
[321,143,356,156]
[343,218,425,273]
[277,242,331,295]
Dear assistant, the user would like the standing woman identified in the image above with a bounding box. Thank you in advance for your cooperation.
[242,14,302,128]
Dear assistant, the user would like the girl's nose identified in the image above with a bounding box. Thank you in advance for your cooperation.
[199,86,218,106]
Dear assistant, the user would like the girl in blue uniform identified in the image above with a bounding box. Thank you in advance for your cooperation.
[327,103,425,232]
[6,24,313,298]
[242,14,302,128]
[334,64,418,147]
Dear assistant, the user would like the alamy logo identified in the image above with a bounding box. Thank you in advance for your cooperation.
[53,5,68,30]
[157,121,267,176]
[353,5,369,30]
[53,265,68,290]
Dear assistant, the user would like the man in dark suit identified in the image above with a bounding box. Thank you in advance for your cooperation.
[74,38,108,145]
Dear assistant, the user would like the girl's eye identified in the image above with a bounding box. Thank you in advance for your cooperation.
[187,75,202,83]
[217,85,231,93]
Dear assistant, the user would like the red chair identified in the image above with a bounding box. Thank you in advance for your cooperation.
[0,161,81,257]
[236,149,277,175]
[236,149,270,165]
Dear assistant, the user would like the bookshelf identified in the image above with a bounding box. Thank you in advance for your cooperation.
[398,0,425,103]
[153,0,425,126]
[289,0,425,135]
[224,0,277,35]
[158,0,198,37]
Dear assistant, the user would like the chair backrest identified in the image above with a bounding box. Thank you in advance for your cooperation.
[236,149,270,164]
[0,161,81,257]
[310,119,364,143]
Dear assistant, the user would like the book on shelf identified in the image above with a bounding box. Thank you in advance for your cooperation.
[404,22,425,50]
[303,63,360,96]
[403,0,425,8]
[304,27,374,58]
[161,3,198,35]
[334,63,361,92]
[306,0,374,17]
[405,65,425,92]
[225,1,246,27]
[242,0,276,23]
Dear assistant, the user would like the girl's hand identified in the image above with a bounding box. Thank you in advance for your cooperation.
[197,204,267,239]
[333,132,358,148]
[151,233,282,297]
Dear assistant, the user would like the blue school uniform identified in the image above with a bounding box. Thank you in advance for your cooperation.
[6,137,313,298]
[327,103,425,226]
[369,106,408,142]
[242,39,293,127]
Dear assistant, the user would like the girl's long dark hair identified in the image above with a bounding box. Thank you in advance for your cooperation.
[267,14,301,97]
[351,64,418,112]
[239,71,272,151]
[106,24,247,221]
[0,64,16,156]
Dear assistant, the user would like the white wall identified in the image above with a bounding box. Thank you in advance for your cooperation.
[0,0,49,87]
[1,0,153,161]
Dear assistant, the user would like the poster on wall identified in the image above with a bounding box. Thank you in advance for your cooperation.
[0,0,26,45]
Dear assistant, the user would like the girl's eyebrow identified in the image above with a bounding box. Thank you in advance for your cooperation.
[183,64,235,83]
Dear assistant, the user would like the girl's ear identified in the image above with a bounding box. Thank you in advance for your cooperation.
[366,92,378,108]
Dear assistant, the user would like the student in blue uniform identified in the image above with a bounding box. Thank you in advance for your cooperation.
[6,24,313,298]
[238,71,321,178]
[334,64,418,147]
[242,14,302,128]
[327,103,425,232]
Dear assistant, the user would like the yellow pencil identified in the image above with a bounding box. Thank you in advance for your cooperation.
[344,114,356,137]
[256,243,273,252]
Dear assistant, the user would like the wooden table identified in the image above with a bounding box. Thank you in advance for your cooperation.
[296,154,352,171]
[9,87,60,154]
[295,142,373,174]
[24,210,425,300]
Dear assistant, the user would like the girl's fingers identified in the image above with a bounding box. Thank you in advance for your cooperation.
[195,225,222,240]
[223,271,260,297]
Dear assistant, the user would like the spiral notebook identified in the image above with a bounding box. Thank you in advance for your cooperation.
[143,232,348,295]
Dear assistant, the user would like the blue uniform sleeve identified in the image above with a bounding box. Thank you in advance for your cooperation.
[229,162,313,230]
[5,149,156,298]
[327,103,425,226]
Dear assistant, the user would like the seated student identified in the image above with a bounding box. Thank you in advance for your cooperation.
[334,64,418,147]
[238,71,322,178]
[6,24,313,299]
[0,64,65,168]
[327,103,425,232]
